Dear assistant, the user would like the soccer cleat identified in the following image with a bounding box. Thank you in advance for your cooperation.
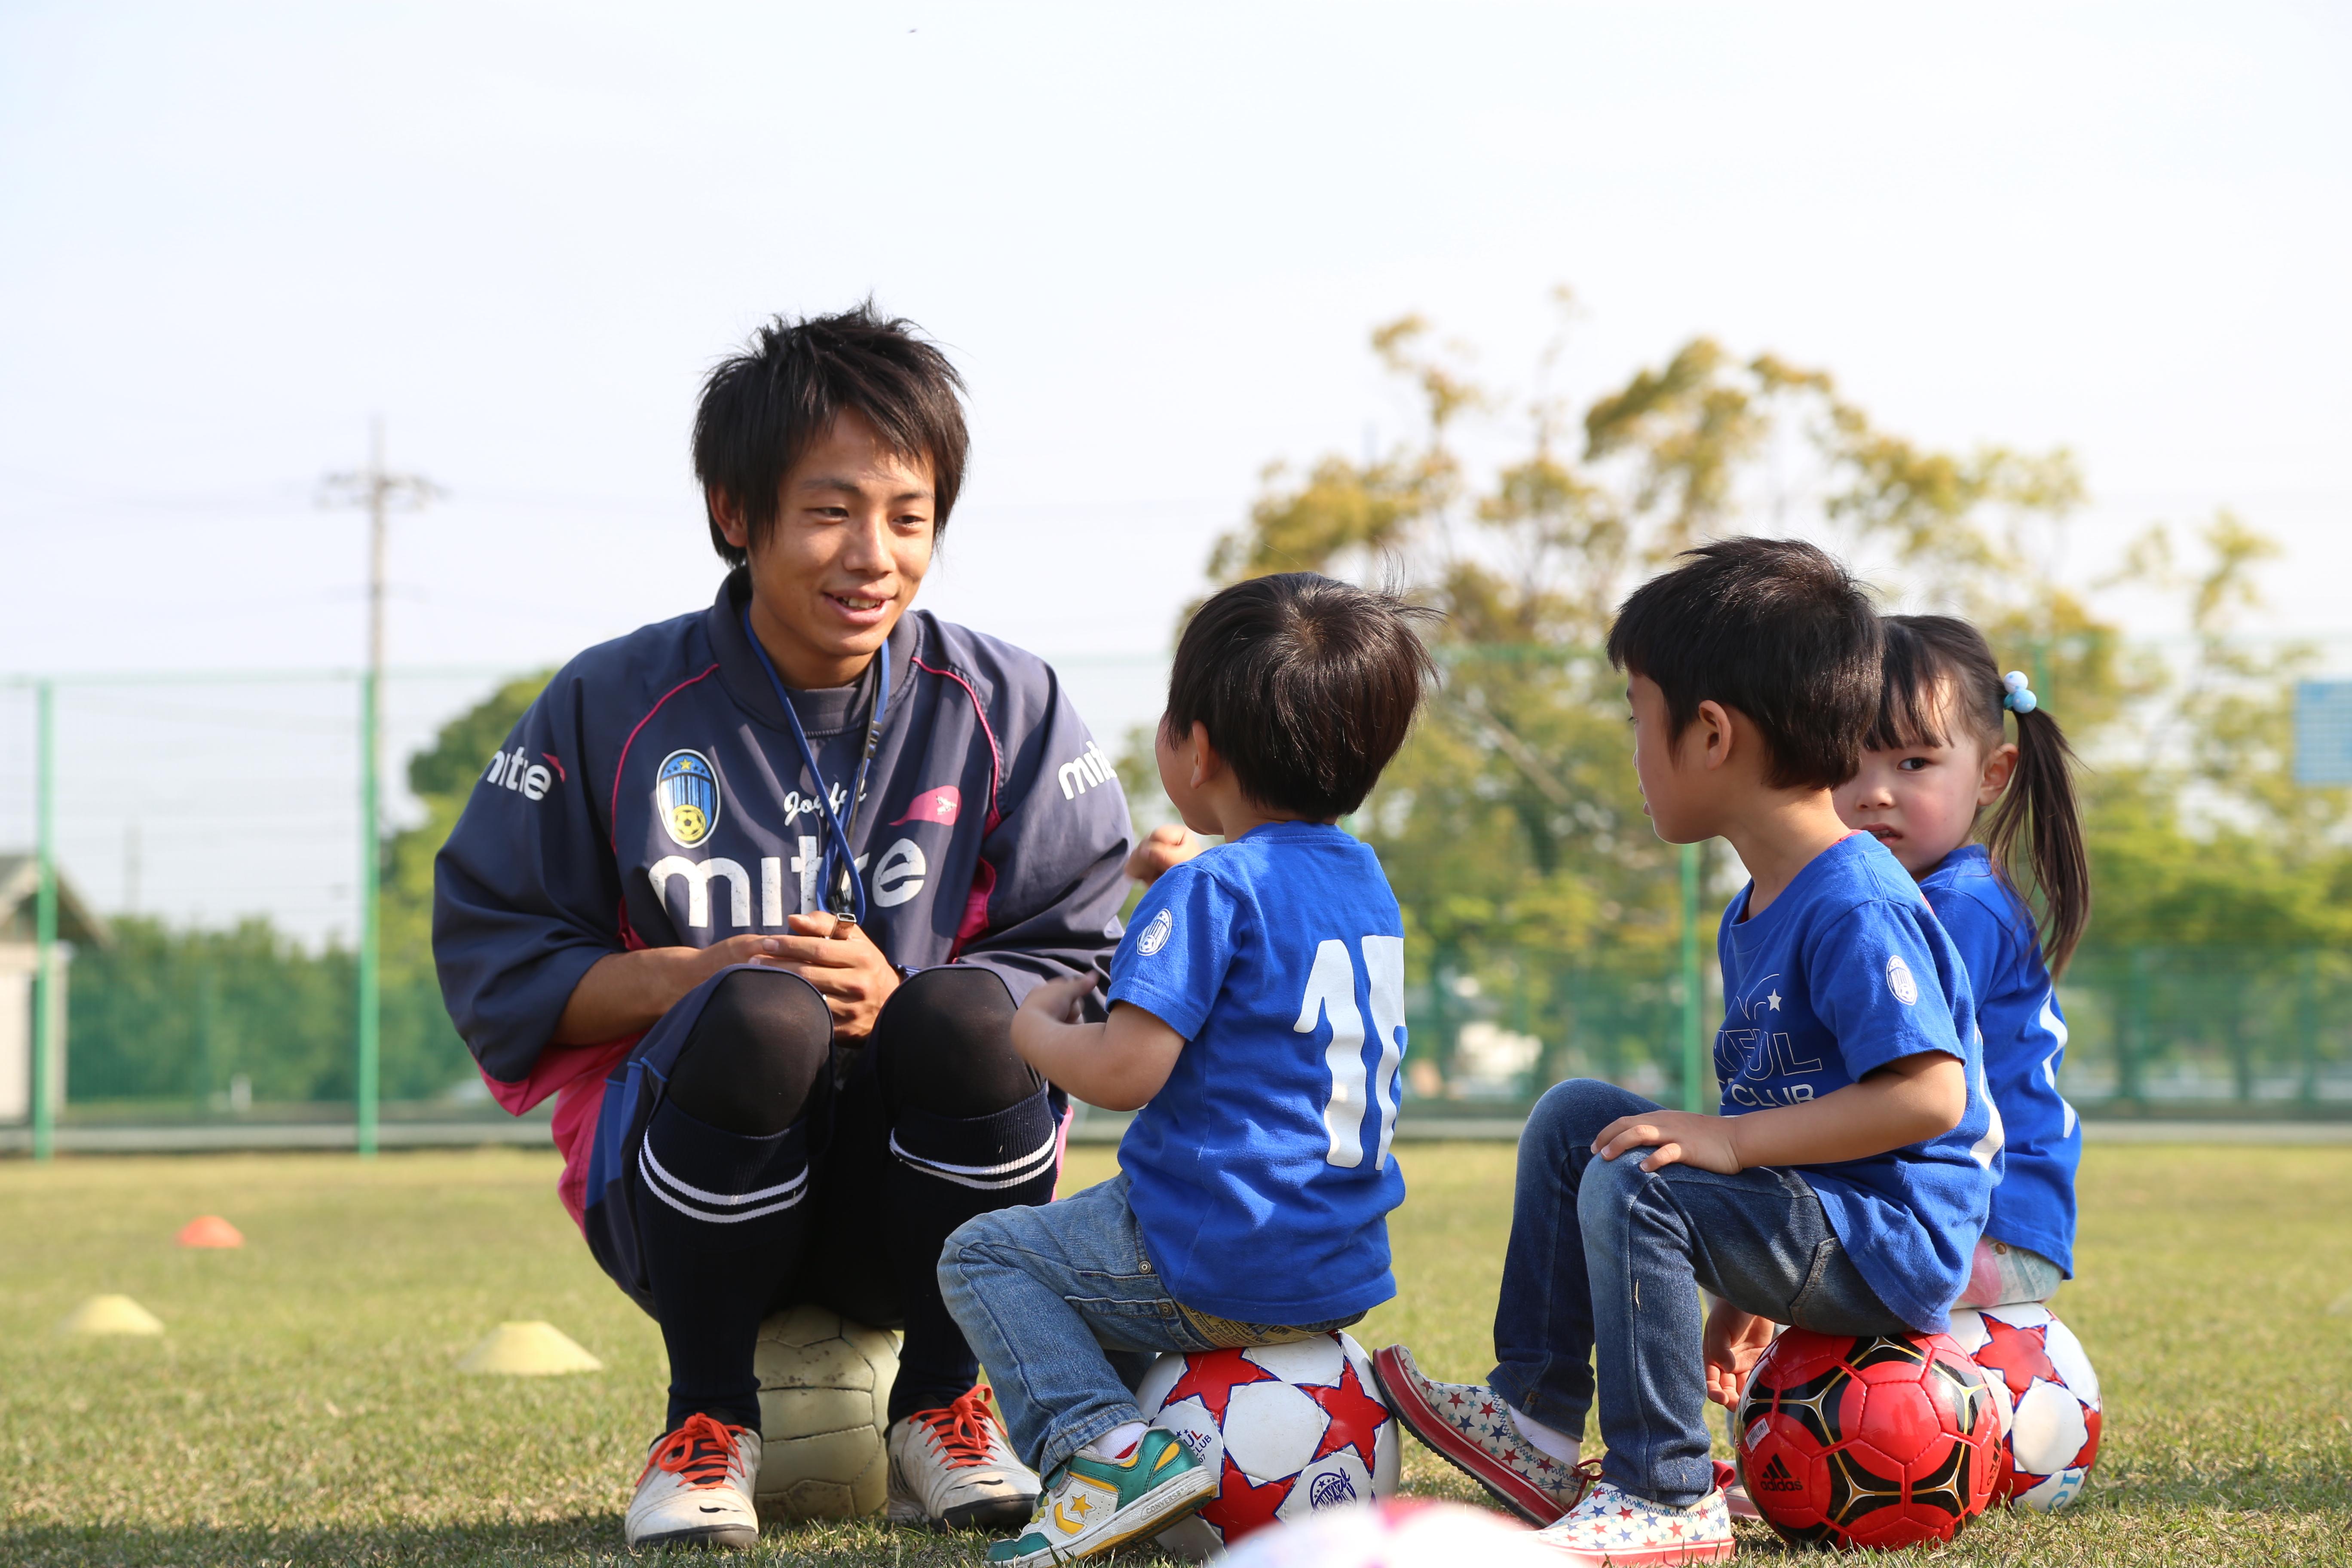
[1712,1460,1760,1520]
[888,1384,1041,1530]
[984,1428,1215,1567]
[1530,1479,1736,1565]
[624,1412,762,1550]
[1370,1344,1598,1524]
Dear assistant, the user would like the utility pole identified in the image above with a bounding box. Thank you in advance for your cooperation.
[320,418,441,1158]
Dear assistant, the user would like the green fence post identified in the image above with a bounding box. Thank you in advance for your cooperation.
[1680,841,1703,1112]
[2120,947,2148,1108]
[30,680,57,1161]
[356,668,380,1158]
[2299,949,2320,1108]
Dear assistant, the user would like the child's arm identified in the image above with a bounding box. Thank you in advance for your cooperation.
[1011,974,1185,1112]
[1124,824,1207,887]
[1589,1050,1969,1174]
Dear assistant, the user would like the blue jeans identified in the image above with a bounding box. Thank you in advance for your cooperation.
[1489,1080,1908,1507]
[939,1175,1360,1476]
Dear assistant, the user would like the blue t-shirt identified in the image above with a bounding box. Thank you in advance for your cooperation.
[1920,845,2078,1275]
[1107,821,1406,1323]
[1715,833,2000,1333]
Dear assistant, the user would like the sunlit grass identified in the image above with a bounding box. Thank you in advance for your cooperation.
[2,1142,2346,1564]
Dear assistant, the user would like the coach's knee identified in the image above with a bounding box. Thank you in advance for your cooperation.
[667,967,831,1136]
[873,965,1043,1118]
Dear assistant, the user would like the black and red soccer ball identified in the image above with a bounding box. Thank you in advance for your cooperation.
[1734,1327,2003,1550]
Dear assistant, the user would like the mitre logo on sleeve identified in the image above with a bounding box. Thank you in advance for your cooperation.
[891,786,962,827]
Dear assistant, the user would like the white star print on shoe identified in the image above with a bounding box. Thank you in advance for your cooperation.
[1530,1478,1735,1565]
[1369,1344,1599,1524]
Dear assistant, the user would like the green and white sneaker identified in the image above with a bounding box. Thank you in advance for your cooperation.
[985,1429,1214,1567]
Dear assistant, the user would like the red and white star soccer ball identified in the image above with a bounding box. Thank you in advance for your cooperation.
[1138,1333,1401,1553]
[1219,1498,1553,1568]
[1946,1303,2101,1511]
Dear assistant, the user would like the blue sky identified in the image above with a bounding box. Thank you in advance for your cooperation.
[2,2,2348,934]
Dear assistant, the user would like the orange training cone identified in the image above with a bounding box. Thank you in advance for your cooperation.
[177,1216,244,1248]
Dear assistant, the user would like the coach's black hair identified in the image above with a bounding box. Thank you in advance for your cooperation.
[1165,573,1439,820]
[1605,537,1882,791]
[692,303,969,566]
[1869,615,2091,976]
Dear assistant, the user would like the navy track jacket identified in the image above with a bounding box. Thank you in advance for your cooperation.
[433,572,1133,1200]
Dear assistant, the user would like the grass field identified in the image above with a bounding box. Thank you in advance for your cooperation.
[3,1142,2348,1566]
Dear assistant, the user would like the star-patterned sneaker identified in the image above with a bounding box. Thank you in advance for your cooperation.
[1369,1344,1598,1525]
[623,1412,763,1550]
[1530,1479,1735,1565]
[985,1428,1214,1568]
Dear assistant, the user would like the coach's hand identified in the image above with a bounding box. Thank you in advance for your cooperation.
[552,934,792,1044]
[1704,1299,1776,1408]
[768,913,900,1039]
[1590,1109,1741,1174]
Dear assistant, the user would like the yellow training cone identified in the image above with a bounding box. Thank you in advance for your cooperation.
[60,1295,165,1336]
[457,1320,603,1375]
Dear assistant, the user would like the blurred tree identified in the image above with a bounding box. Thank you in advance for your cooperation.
[68,675,547,1107]
[1179,296,2352,1101]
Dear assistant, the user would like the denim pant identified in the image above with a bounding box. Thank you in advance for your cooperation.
[1489,1080,1908,1508]
[940,1174,1360,1476]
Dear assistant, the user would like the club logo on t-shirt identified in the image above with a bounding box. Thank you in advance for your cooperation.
[1137,907,1174,956]
[1885,953,1920,1006]
[655,749,721,848]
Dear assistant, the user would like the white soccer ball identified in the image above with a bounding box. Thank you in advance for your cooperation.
[1220,1498,1553,1568]
[1946,1302,2101,1512]
[751,1304,901,1521]
[1138,1332,1401,1555]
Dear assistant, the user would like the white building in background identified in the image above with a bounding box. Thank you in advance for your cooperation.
[0,855,108,1124]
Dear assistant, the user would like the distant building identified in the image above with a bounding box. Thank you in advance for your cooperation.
[0,856,110,1124]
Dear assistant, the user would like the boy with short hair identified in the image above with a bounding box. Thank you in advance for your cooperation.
[938,572,1438,1568]
[1373,539,1999,1566]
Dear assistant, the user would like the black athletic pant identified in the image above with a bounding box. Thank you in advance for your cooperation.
[631,965,1060,1430]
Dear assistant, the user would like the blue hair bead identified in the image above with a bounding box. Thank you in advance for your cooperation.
[2002,670,2038,714]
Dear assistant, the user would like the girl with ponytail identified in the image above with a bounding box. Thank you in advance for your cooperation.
[1835,616,2090,1308]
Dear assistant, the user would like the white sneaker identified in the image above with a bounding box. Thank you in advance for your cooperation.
[625,1412,762,1550]
[1531,1478,1735,1565]
[888,1384,1041,1529]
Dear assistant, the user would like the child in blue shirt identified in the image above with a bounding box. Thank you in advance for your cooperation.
[939,572,1437,1568]
[1372,539,1999,1567]
[1836,616,2088,1305]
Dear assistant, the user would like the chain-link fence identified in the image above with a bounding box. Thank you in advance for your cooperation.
[4,643,2349,1155]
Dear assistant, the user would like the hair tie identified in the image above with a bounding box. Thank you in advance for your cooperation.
[2003,670,2039,715]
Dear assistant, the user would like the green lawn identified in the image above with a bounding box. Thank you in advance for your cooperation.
[2,1142,2347,1565]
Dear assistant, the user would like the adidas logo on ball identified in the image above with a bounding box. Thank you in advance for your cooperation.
[1757,1455,1802,1493]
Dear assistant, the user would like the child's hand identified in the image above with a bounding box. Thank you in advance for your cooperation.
[1703,1299,1776,1408]
[1019,973,1096,1026]
[1591,1109,1742,1174]
[1125,824,1204,886]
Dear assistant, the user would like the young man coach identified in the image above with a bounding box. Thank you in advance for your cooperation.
[432,306,1132,1547]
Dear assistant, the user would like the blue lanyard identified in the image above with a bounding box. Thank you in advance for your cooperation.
[740,604,891,923]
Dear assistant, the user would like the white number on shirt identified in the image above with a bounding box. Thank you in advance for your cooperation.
[1968,1025,2007,1170]
[1295,937,1407,1171]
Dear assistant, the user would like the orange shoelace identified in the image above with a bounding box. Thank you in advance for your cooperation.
[640,1412,751,1489]
[908,1384,1003,1468]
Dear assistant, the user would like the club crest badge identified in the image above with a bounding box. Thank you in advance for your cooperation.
[1885,953,1920,1006]
[1137,907,1174,957]
[655,749,722,848]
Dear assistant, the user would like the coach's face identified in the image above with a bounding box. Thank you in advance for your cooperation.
[718,408,936,689]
